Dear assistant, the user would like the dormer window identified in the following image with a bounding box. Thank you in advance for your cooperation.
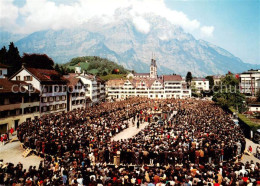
[24,76,32,81]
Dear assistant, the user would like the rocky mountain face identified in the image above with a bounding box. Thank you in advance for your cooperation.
[1,15,258,76]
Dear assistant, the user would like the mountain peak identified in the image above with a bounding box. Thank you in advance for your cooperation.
[2,15,258,76]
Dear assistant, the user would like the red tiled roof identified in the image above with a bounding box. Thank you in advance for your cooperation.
[0,79,35,93]
[163,75,182,81]
[63,74,81,86]
[134,73,150,76]
[106,79,125,87]
[26,68,67,84]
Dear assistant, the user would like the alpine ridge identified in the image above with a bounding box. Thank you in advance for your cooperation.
[1,15,259,76]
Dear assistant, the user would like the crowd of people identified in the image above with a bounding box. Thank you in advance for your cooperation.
[0,98,259,185]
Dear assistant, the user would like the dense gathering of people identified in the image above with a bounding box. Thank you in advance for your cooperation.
[0,97,260,185]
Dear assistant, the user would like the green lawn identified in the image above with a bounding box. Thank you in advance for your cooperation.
[229,107,260,131]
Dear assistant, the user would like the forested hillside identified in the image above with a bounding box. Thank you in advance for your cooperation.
[63,56,130,79]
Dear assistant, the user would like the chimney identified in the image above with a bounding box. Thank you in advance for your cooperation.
[22,63,26,68]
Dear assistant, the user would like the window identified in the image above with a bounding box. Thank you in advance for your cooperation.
[48,86,53,93]
[24,76,32,81]
[0,70,2,76]
[56,96,60,101]
[41,97,47,103]
[54,86,59,92]
[43,86,48,93]
[49,105,54,111]
[0,86,3,90]
[16,76,20,81]
[49,97,54,102]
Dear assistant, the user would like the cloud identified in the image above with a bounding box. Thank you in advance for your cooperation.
[200,26,214,37]
[0,0,19,31]
[0,0,214,37]
[132,16,150,34]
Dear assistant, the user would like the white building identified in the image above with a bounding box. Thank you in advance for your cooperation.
[0,79,40,134]
[212,75,224,86]
[64,73,86,111]
[191,78,210,93]
[239,69,260,96]
[106,74,191,100]
[75,67,106,106]
[10,66,67,115]
[0,63,8,79]
[248,103,260,112]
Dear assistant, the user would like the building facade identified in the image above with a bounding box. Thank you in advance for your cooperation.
[10,67,67,115]
[0,63,8,79]
[0,79,40,134]
[76,70,106,106]
[239,69,260,96]
[107,58,191,99]
[106,75,191,100]
[248,103,260,112]
[191,78,210,93]
[64,74,86,111]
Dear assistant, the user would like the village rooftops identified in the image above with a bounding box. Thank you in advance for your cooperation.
[192,77,209,81]
[0,79,38,94]
[10,67,67,85]
[134,73,150,76]
[162,75,182,81]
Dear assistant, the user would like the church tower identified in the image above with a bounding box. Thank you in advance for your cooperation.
[150,55,157,78]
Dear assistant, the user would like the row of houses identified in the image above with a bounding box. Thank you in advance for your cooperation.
[106,58,192,99]
[106,76,192,99]
[0,64,105,134]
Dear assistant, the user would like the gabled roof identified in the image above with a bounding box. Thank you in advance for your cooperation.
[163,75,182,81]
[0,63,8,68]
[129,78,158,88]
[106,79,125,87]
[63,73,83,87]
[10,67,67,84]
[0,79,37,94]
[134,73,150,76]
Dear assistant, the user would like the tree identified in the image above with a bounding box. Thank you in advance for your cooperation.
[22,53,54,69]
[212,74,245,111]
[185,71,192,88]
[206,76,214,89]
[6,42,21,76]
[0,46,7,65]
[54,64,60,72]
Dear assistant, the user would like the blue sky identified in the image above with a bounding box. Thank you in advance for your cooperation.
[1,0,259,64]
[165,0,260,64]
